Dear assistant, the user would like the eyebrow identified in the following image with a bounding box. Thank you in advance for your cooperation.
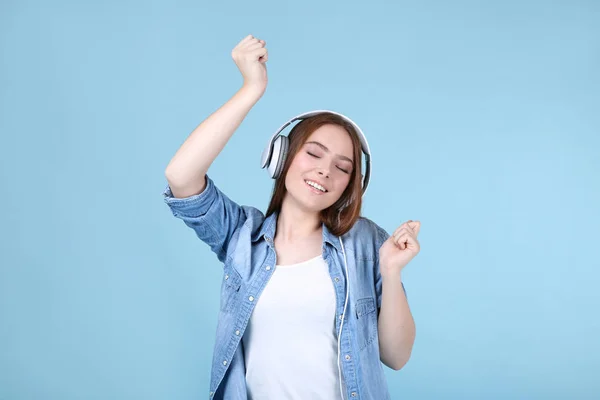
[305,141,354,164]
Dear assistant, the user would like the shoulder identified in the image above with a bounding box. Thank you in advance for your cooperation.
[342,216,390,259]
[201,175,272,243]
[349,216,390,243]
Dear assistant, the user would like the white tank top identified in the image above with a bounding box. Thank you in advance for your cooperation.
[242,254,341,399]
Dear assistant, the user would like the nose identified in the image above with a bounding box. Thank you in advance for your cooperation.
[316,158,331,178]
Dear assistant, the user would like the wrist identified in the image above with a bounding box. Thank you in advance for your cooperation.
[240,82,266,99]
[381,267,402,281]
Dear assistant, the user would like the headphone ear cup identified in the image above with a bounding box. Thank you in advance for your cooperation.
[268,135,289,179]
[273,136,289,179]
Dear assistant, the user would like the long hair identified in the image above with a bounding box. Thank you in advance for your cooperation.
[265,112,365,236]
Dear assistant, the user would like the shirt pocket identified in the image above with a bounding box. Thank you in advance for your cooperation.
[355,297,378,351]
[220,265,242,313]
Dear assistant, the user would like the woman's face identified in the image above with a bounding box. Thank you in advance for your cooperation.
[284,124,355,213]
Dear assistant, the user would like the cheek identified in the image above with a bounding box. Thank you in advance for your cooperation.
[294,153,314,169]
[285,157,306,185]
[338,174,352,191]
[288,154,314,178]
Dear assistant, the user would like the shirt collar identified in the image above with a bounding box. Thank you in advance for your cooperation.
[253,210,341,252]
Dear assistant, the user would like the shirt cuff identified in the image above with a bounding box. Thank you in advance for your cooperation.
[162,174,217,218]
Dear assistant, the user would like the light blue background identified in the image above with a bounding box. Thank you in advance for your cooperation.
[1,1,599,399]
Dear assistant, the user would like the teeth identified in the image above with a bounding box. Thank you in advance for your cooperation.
[305,180,326,192]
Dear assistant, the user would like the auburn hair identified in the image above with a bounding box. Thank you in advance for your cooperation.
[265,112,365,236]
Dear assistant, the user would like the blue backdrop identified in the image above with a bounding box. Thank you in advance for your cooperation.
[1,0,599,399]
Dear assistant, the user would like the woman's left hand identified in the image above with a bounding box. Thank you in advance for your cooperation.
[379,220,421,277]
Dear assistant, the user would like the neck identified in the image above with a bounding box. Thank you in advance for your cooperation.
[275,195,322,243]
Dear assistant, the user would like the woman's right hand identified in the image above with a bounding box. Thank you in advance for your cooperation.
[232,34,268,95]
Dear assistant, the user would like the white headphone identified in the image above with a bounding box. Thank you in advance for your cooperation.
[260,109,372,210]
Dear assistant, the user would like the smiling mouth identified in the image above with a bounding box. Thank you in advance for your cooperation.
[304,180,328,194]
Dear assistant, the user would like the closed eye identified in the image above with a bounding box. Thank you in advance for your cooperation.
[307,152,350,174]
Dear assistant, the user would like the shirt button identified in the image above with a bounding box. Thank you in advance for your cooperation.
[224,274,229,280]
[266,266,271,271]
[223,360,228,366]
[235,330,240,335]
[335,277,340,282]
[249,296,255,302]
[339,314,344,320]
[345,355,351,361]
[351,392,357,397]
[209,392,214,397]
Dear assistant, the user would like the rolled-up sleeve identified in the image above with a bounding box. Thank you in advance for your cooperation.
[163,174,245,263]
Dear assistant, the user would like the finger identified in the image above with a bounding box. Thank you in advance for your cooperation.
[408,221,420,236]
[393,220,412,234]
[392,224,403,238]
[246,41,265,50]
[251,47,268,59]
[397,233,420,251]
[241,37,261,49]
[240,34,255,45]
[405,223,416,237]
[395,233,410,250]
[407,235,420,252]
[393,228,407,242]
[393,227,414,243]
[394,220,419,238]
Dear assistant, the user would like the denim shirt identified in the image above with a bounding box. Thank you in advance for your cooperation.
[163,175,406,400]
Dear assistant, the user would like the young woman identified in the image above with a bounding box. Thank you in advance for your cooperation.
[163,34,421,400]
